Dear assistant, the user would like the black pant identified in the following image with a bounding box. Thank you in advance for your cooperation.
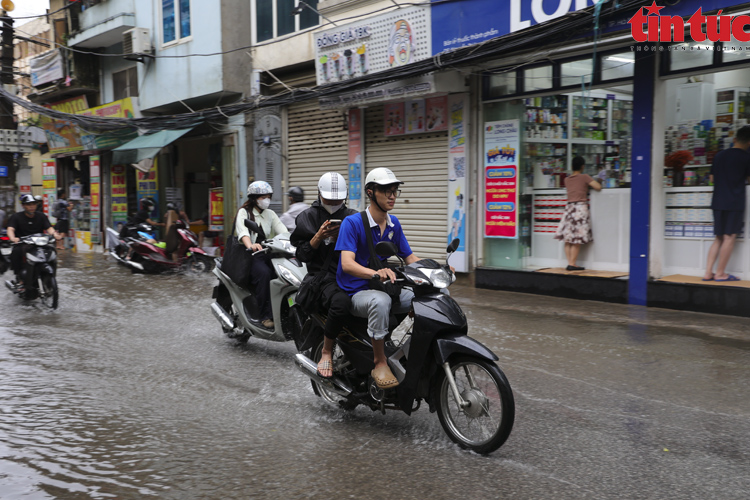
[248,253,273,320]
[10,244,25,277]
[319,274,352,340]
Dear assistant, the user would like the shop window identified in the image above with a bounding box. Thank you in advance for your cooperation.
[601,53,634,81]
[255,0,319,43]
[163,0,191,44]
[113,67,138,101]
[722,41,750,64]
[560,59,592,88]
[524,65,552,92]
[488,71,517,99]
[669,42,716,72]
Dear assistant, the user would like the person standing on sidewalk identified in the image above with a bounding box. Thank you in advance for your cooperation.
[53,189,72,250]
[703,125,750,282]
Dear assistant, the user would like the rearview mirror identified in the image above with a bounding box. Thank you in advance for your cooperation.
[375,241,398,258]
[447,238,459,253]
[244,219,260,234]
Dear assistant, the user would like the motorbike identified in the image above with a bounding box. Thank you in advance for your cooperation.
[210,219,307,344]
[292,239,515,454]
[3,233,59,309]
[106,220,214,273]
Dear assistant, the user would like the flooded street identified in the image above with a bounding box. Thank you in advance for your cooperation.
[1,253,748,499]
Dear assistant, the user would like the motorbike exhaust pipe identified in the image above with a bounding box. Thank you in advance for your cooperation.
[293,353,353,397]
[127,260,144,271]
[211,302,235,331]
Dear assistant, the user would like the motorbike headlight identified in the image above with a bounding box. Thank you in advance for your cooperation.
[31,236,49,246]
[419,268,452,289]
[277,265,302,287]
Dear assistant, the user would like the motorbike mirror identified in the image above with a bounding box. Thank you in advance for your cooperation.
[244,219,260,233]
[375,241,398,258]
[447,238,459,253]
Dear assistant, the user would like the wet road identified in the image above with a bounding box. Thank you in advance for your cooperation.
[0,253,748,499]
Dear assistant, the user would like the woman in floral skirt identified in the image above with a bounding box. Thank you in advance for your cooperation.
[555,156,602,270]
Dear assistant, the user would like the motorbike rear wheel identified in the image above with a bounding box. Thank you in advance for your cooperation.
[39,275,58,310]
[435,356,514,454]
[188,255,214,273]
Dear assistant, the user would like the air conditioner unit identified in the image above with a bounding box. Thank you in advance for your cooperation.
[123,28,152,55]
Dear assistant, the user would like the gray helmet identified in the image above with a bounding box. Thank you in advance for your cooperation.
[288,186,304,203]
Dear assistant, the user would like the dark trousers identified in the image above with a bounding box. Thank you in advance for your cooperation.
[249,253,273,320]
[320,275,352,340]
[10,244,25,277]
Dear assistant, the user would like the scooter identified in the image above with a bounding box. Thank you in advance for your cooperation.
[106,222,155,268]
[210,219,307,343]
[292,239,515,454]
[4,233,59,309]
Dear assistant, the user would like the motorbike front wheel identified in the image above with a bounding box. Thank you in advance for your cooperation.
[435,356,514,454]
[40,275,58,310]
[188,255,214,273]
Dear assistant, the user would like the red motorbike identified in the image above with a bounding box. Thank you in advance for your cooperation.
[127,220,214,273]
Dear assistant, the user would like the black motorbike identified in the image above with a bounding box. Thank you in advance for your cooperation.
[4,233,59,309]
[292,239,515,454]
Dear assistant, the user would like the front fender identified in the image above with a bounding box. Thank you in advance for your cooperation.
[433,333,499,365]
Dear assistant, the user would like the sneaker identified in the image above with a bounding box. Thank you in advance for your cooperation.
[262,319,274,329]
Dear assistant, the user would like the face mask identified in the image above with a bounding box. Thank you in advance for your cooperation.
[258,198,271,210]
[323,202,343,214]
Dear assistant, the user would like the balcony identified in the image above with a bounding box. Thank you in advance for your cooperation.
[68,0,136,48]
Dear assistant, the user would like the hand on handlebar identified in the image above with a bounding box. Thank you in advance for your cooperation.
[246,243,263,252]
[373,268,396,283]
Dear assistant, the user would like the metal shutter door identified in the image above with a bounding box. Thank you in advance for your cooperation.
[365,105,449,261]
[287,100,349,204]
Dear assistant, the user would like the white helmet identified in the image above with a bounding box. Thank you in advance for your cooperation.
[247,181,273,196]
[318,172,347,200]
[365,167,402,187]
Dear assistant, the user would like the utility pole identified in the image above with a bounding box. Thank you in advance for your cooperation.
[0,11,15,191]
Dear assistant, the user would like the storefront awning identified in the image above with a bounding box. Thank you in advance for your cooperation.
[112,128,194,166]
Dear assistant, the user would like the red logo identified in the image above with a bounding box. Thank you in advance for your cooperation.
[628,1,750,42]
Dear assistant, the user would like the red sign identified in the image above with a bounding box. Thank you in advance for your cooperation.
[628,2,749,42]
[209,188,224,232]
[484,165,517,238]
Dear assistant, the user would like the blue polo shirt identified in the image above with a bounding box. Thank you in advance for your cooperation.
[335,208,413,295]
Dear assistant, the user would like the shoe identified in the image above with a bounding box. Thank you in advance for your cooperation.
[316,359,334,379]
[715,274,740,282]
[261,319,274,329]
[371,365,399,389]
[566,265,585,271]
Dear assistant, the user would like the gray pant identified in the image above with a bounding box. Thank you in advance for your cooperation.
[350,288,414,340]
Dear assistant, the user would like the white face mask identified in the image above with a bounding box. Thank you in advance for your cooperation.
[258,198,271,210]
[323,202,343,214]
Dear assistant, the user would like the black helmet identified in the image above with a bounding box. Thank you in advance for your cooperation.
[288,186,304,203]
[137,223,153,233]
[140,197,155,211]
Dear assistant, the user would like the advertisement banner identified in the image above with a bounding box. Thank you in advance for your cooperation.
[426,96,448,132]
[348,108,364,211]
[90,156,101,243]
[30,49,64,87]
[447,94,469,272]
[405,99,425,134]
[40,96,89,155]
[111,164,128,228]
[383,102,405,136]
[42,159,57,222]
[484,120,519,239]
[137,158,159,221]
[209,188,224,232]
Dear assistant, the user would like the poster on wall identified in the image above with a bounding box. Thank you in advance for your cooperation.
[348,108,364,211]
[42,159,57,223]
[90,156,101,244]
[209,188,224,232]
[447,94,469,272]
[426,96,448,132]
[384,102,405,136]
[484,119,520,239]
[405,99,425,134]
[111,164,128,229]
[136,158,159,222]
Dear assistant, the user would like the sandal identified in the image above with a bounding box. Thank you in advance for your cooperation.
[371,365,399,389]
[316,359,333,379]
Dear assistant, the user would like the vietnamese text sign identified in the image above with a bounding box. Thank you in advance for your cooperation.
[137,158,159,221]
[447,94,469,272]
[348,108,364,211]
[90,156,101,243]
[484,119,519,239]
[209,188,224,232]
[42,160,57,222]
[111,164,128,226]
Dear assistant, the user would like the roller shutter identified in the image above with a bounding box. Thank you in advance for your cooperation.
[364,105,449,261]
[287,100,348,204]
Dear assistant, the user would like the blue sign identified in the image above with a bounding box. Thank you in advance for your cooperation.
[0,166,7,177]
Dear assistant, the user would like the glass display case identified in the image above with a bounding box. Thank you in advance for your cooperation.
[571,96,608,140]
[71,196,91,232]
[715,87,750,125]
[526,142,568,188]
[523,95,568,140]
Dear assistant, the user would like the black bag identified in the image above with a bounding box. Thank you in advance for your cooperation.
[222,214,254,287]
[361,211,400,300]
[295,244,335,314]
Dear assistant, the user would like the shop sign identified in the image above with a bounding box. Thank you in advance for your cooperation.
[484,120,519,239]
[628,2,750,43]
[319,78,433,109]
[42,160,57,222]
[209,188,224,232]
[111,164,128,227]
[136,158,159,221]
[90,156,101,244]
[80,98,141,151]
[447,94,469,272]
[0,166,7,177]
[347,109,363,211]
[40,96,89,155]
[314,6,431,85]
[30,49,64,87]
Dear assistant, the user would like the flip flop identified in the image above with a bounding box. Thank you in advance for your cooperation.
[702,275,714,281]
[715,275,740,282]
[316,359,333,379]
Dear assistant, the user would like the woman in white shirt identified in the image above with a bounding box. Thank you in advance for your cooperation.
[235,181,288,329]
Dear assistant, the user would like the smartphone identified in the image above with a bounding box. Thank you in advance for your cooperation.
[328,219,342,225]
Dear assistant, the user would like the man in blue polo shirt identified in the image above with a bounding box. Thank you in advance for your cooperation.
[336,167,419,389]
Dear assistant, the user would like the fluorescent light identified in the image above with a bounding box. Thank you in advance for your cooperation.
[606,56,634,63]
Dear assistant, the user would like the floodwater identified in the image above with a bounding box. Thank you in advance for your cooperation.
[0,253,748,499]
